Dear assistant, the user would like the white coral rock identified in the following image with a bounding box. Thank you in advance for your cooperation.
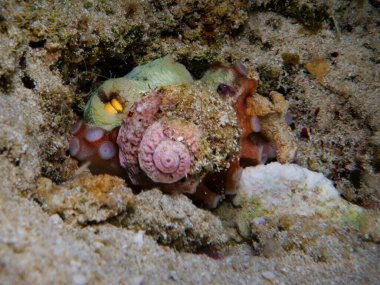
[233,162,380,242]
[234,162,340,216]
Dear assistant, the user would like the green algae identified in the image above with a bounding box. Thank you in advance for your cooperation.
[256,64,281,95]
[200,68,235,91]
[83,56,194,130]
[250,0,331,33]
[342,206,367,231]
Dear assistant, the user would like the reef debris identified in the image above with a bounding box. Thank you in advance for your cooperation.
[36,174,135,224]
[36,174,228,252]
[115,188,228,252]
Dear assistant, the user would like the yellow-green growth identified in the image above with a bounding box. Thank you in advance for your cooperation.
[237,194,272,238]
[126,55,194,88]
[83,56,194,130]
[84,95,121,130]
[200,68,235,91]
[342,205,367,231]
[83,78,146,130]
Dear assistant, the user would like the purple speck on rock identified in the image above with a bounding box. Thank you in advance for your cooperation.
[217,84,236,97]
[194,245,224,260]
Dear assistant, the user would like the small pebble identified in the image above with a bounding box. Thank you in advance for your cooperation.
[73,274,87,285]
[49,214,62,224]
[133,231,144,248]
[130,275,144,285]
[253,217,266,226]
[262,271,275,280]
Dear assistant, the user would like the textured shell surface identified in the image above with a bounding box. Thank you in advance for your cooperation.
[117,82,240,185]
[150,83,240,176]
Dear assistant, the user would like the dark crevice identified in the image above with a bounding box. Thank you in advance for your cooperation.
[21,74,36,89]
[0,73,13,93]
[29,39,46,49]
[249,1,331,33]
[96,56,136,80]
[179,56,214,79]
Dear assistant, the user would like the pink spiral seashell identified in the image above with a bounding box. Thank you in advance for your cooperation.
[138,121,192,183]
[138,120,193,183]
[117,93,201,187]
[117,94,161,168]
[153,141,182,174]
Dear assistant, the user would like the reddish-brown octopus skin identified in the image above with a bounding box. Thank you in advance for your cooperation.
[199,63,278,200]
[233,64,262,166]
[200,63,261,198]
[68,120,125,177]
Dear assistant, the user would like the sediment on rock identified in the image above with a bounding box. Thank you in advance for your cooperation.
[113,189,229,252]
[35,174,135,224]
[35,173,228,253]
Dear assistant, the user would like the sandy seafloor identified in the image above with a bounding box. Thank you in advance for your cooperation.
[0,1,379,284]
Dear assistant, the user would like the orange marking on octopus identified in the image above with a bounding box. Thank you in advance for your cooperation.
[234,77,259,166]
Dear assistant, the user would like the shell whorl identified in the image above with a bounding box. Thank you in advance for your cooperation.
[138,119,198,183]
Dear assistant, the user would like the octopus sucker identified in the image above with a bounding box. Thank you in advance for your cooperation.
[68,56,297,208]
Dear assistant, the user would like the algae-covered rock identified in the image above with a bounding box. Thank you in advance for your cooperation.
[249,0,331,33]
[233,163,380,253]
[35,175,229,252]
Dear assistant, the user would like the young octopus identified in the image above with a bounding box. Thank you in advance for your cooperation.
[68,56,297,208]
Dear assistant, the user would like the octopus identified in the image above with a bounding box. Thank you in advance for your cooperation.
[68,56,297,208]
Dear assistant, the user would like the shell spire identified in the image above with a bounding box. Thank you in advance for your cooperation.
[138,120,196,183]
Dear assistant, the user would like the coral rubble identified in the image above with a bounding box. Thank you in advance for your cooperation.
[115,189,228,252]
[36,174,135,224]
[233,162,380,245]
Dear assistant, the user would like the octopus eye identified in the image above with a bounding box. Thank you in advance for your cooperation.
[217,84,236,97]
[104,98,124,114]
